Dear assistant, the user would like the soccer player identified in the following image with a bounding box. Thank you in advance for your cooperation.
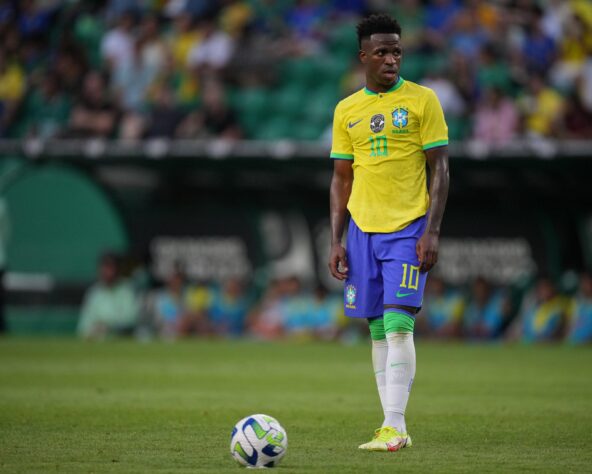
[328,14,449,452]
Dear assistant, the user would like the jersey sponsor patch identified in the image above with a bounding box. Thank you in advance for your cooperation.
[370,114,385,133]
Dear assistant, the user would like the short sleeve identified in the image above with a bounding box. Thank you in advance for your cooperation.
[420,89,449,151]
[330,102,354,160]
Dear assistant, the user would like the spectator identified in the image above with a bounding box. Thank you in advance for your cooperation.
[139,14,169,75]
[424,0,462,51]
[449,9,489,60]
[77,253,139,340]
[208,278,251,337]
[559,88,592,139]
[550,13,591,92]
[306,284,340,340]
[188,18,235,73]
[20,71,71,139]
[521,14,556,75]
[508,277,568,343]
[417,276,465,339]
[18,0,55,41]
[519,74,564,138]
[112,37,157,113]
[66,71,120,138]
[421,69,466,119]
[0,48,25,136]
[247,279,285,340]
[53,45,89,96]
[142,82,186,139]
[476,44,514,95]
[152,266,192,339]
[473,87,520,145]
[566,272,592,345]
[176,79,242,139]
[167,13,201,70]
[463,277,512,340]
[101,11,136,72]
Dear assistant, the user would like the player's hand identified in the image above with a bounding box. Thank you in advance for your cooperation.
[328,243,348,280]
[416,231,439,273]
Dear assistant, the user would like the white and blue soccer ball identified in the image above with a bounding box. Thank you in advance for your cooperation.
[230,414,288,468]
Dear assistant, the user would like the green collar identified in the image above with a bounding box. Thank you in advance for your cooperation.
[364,76,405,95]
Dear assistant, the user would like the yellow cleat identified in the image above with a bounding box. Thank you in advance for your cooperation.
[358,426,412,452]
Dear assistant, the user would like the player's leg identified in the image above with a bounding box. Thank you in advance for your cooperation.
[368,217,428,452]
[343,219,387,450]
[368,316,387,414]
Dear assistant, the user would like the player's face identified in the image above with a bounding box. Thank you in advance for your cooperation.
[359,34,402,92]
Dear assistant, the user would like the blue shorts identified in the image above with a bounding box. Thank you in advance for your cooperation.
[343,216,428,318]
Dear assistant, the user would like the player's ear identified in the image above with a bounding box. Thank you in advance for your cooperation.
[359,49,366,64]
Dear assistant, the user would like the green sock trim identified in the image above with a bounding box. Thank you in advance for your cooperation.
[368,317,386,340]
[384,311,415,334]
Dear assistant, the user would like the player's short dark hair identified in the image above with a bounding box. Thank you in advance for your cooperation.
[356,13,402,48]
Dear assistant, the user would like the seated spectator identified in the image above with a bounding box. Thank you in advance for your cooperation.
[176,79,242,139]
[522,15,556,75]
[559,88,592,139]
[20,71,71,138]
[305,285,340,340]
[566,272,592,345]
[152,267,192,339]
[417,276,465,339]
[449,9,489,60]
[77,253,139,340]
[247,279,285,340]
[508,277,568,343]
[143,82,187,139]
[18,0,55,41]
[208,278,251,337]
[477,44,514,95]
[66,71,120,138]
[187,19,234,74]
[0,49,25,136]
[463,277,512,340]
[519,74,564,138]
[100,11,135,72]
[421,69,466,118]
[112,37,158,114]
[473,87,520,145]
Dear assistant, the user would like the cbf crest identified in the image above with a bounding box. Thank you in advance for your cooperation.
[392,107,409,128]
[370,114,385,133]
[345,284,357,309]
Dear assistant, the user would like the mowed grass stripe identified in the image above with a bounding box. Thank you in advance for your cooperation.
[0,339,590,473]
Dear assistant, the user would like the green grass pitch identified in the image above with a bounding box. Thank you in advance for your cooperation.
[1,339,591,473]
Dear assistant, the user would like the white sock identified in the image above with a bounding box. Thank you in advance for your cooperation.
[384,332,416,433]
[371,339,388,417]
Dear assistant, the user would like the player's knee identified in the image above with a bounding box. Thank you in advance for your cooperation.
[384,310,415,334]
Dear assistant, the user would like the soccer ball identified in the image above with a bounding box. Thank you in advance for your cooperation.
[230,414,288,468]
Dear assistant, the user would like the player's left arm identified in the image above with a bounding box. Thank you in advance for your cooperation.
[417,145,449,273]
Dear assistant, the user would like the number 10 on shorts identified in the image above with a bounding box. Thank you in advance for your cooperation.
[400,263,420,289]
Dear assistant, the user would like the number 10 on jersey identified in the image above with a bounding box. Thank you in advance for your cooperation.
[369,135,388,157]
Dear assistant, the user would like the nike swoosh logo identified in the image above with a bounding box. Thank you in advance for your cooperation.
[348,119,362,128]
[390,362,408,367]
[396,290,415,297]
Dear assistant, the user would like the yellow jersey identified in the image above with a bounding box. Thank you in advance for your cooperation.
[330,77,448,233]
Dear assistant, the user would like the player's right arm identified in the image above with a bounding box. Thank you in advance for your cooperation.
[328,100,354,280]
[329,159,353,280]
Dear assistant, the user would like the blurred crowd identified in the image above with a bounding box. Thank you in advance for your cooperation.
[0,0,591,143]
[77,252,592,345]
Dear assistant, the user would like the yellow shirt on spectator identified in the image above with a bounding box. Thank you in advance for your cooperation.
[0,64,25,101]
